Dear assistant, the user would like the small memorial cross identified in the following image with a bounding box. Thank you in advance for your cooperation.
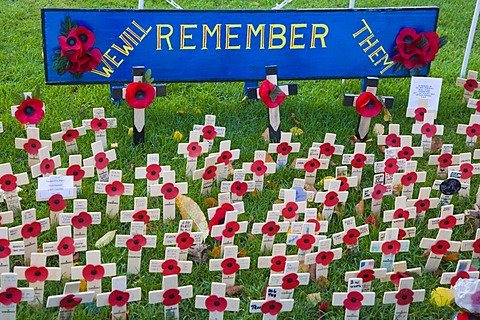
[395,135,424,161]
[148,274,193,320]
[209,245,250,287]
[134,153,170,195]
[97,276,141,320]
[0,273,34,320]
[440,259,479,287]
[286,222,324,261]
[195,282,240,320]
[432,171,469,205]
[383,277,425,320]
[82,107,117,148]
[210,211,247,255]
[251,211,289,252]
[10,89,44,129]
[449,152,480,194]
[249,286,294,320]
[193,155,224,195]
[46,281,94,320]
[428,204,465,230]
[456,70,480,101]
[299,208,329,235]
[332,278,376,320]
[0,227,24,274]
[313,133,344,162]
[383,261,422,286]
[332,217,369,251]
[220,169,255,203]
[461,228,480,259]
[71,250,116,296]
[419,228,461,272]
[406,98,431,123]
[294,147,328,186]
[0,163,29,212]
[163,219,203,261]
[342,142,374,183]
[314,179,348,220]
[374,148,406,184]
[15,127,52,168]
[120,197,159,224]
[50,120,86,153]
[272,188,306,223]
[56,155,94,194]
[0,210,14,228]
[267,132,300,168]
[59,199,100,241]
[257,244,298,275]
[467,98,480,114]
[149,247,193,276]
[457,114,480,146]
[304,238,342,281]
[193,114,226,151]
[324,166,359,192]
[370,228,410,272]
[412,112,444,152]
[382,197,417,239]
[83,141,117,182]
[150,170,188,221]
[94,170,134,218]
[406,187,440,217]
[392,161,426,199]
[243,150,276,191]
[428,144,459,178]
[31,146,61,178]
[177,130,209,177]
[377,124,408,148]
[344,259,387,292]
[211,140,240,181]
[362,173,392,216]
[268,260,309,299]
[36,193,74,226]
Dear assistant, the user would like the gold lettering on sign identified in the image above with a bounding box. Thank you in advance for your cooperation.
[246,24,265,49]
[181,24,197,50]
[269,24,286,49]
[202,24,221,50]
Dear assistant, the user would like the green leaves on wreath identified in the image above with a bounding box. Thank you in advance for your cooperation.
[142,69,154,84]
[52,50,70,76]
[60,15,78,36]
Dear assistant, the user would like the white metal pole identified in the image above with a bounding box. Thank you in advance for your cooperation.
[138,0,144,9]
[461,0,480,78]
[349,0,355,9]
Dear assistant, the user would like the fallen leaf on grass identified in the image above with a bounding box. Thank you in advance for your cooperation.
[334,203,345,218]
[95,230,117,248]
[429,287,454,307]
[431,137,443,153]
[290,127,303,136]
[247,233,255,241]
[226,285,243,295]
[290,113,301,126]
[373,123,384,136]
[238,249,248,257]
[250,189,261,198]
[355,200,364,217]
[316,276,330,291]
[173,131,183,141]
[307,292,322,306]
[265,153,275,163]
[383,108,393,122]
[442,252,459,262]
[210,245,222,258]
[261,128,269,141]
[188,244,208,263]
[176,194,209,239]
[79,279,87,292]
[349,135,359,145]
[203,197,217,208]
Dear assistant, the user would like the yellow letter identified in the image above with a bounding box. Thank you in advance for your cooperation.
[269,24,286,49]
[91,58,115,78]
[132,21,152,40]
[359,33,378,52]
[225,24,241,50]
[103,49,123,68]
[156,24,173,50]
[310,24,328,48]
[290,24,306,49]
[368,46,386,62]
[246,24,265,49]
[202,24,221,50]
[181,24,197,50]
[375,54,395,74]
[112,33,136,56]
[352,19,372,38]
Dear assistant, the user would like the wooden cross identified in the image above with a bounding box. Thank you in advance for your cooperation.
[82,107,117,148]
[374,148,406,184]
[257,244,298,275]
[112,66,166,144]
[432,170,469,205]
[211,140,240,181]
[14,252,60,306]
[14,127,52,168]
[251,211,290,252]
[56,155,94,194]
[412,112,444,152]
[362,173,392,216]
[343,77,394,141]
[467,98,480,114]
[0,227,24,274]
[35,192,75,226]
[120,196,159,224]
[395,135,424,161]
[273,188,307,223]
[193,114,226,151]
[428,144,460,178]
[267,132,300,168]
[383,278,425,320]
[31,146,61,178]
[428,204,465,230]
[220,169,255,203]
[406,187,440,217]
[382,197,417,239]
[46,281,94,320]
[10,91,44,129]
[0,273,34,320]
[148,274,193,320]
[177,130,209,177]
[457,114,480,146]
[83,141,117,182]
[461,228,480,260]
[9,208,49,264]
[332,278,376,320]
[0,163,28,212]
[286,222,324,261]
[193,155,224,195]
[299,208,329,235]
[195,282,240,320]
[449,152,480,194]
[287,178,316,202]
[332,217,369,251]
[0,122,2,134]
[149,247,193,276]
[315,179,348,220]
[382,261,422,286]
[456,70,480,101]
[71,250,116,296]
[243,150,276,191]
[294,147,329,186]
[440,259,479,287]
[304,238,342,281]
[392,161,426,199]
[324,166,359,192]
[43,226,87,279]
[344,259,387,292]
[97,276,141,320]
[134,153,170,195]
[163,219,203,261]
[370,228,410,272]
[406,98,432,123]
[377,124,408,148]
[268,260,309,299]
[50,120,86,153]
[115,221,157,274]
[209,245,250,287]
[247,65,298,143]
[150,170,188,221]
[59,199,100,242]
[342,142,374,183]
[210,211,247,255]
[0,210,14,228]
[313,133,344,163]
[249,286,294,320]
[95,170,134,218]
[419,229,461,272]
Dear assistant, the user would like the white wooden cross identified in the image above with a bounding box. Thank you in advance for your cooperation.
[294,146,328,186]
[148,274,193,320]
[120,197,159,224]
[243,150,276,191]
[95,170,134,218]
[251,211,289,252]
[457,114,480,146]
[209,245,250,287]
[46,281,94,320]
[313,133,344,163]
[344,259,387,292]
[9,208,49,264]
[412,112,444,152]
[177,130,209,177]
[220,169,255,203]
[362,173,392,216]
[193,114,226,151]
[267,132,300,168]
[211,140,240,181]
[71,250,116,296]
[149,247,193,276]
[83,141,117,182]
[299,208,329,235]
[82,107,117,148]
[419,228,461,272]
[406,187,440,217]
[457,70,480,101]
[97,276,141,320]
[383,277,425,320]
[14,252,60,306]
[432,171,469,205]
[467,98,480,114]
[286,222,324,261]
[268,260,309,299]
[42,226,87,279]
[207,193,244,235]
[332,217,369,251]
[193,155,224,196]
[0,210,13,228]
[392,161,426,199]
[449,152,480,194]
[428,144,460,178]
[211,211,247,255]
[406,98,431,123]
[461,228,480,260]
[257,244,298,275]
[332,278,375,320]
[395,135,424,161]
[383,261,422,286]
[135,153,170,196]
[115,221,157,274]
[31,146,61,178]
[249,286,294,320]
[273,188,307,223]
[0,273,34,320]
[377,124,408,148]
[374,148,406,184]
[0,163,28,212]
[428,204,465,230]
[59,199,100,241]
[163,219,203,261]
[440,259,479,287]
[315,179,348,220]
[342,142,374,183]
[195,282,240,320]
[286,178,316,202]
[370,228,410,272]
[150,170,188,221]
[324,166,359,192]
[382,197,417,240]
[56,155,94,194]
[50,120,86,153]
[0,227,24,274]
[304,238,342,281]
[35,192,75,226]
[14,127,52,168]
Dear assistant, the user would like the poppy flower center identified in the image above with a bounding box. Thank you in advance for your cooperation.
[78,34,88,43]
[135,90,146,100]
[269,227,274,231]
[310,163,315,167]
[73,171,78,176]
[356,158,361,162]
[325,147,330,152]
[351,297,357,302]
[425,128,430,132]
[287,278,292,283]
[227,263,232,267]
[191,146,196,150]
[166,188,172,193]
[6,293,12,299]
[329,196,335,200]
[116,296,123,301]
[257,166,262,171]
[464,168,469,173]
[66,37,77,46]
[78,218,84,223]
[62,244,69,249]
[437,244,443,249]
[392,139,397,143]
[28,227,33,232]
[31,143,36,148]
[112,187,117,191]
[282,147,287,151]
[366,99,375,109]
[398,213,404,218]
[45,164,51,169]
[35,271,41,276]
[269,304,275,309]
[207,170,212,174]
[275,260,281,265]
[214,301,220,306]
[222,155,227,159]
[0,246,4,252]
[168,265,173,270]
[401,295,407,300]
[227,228,233,232]
[67,298,74,303]
[376,190,381,194]
[407,176,412,181]
[97,122,103,127]
[419,111,424,116]
[67,133,72,137]
[98,158,104,162]
[304,238,310,243]
[91,270,97,275]
[207,130,212,134]
[388,164,393,168]
[321,255,327,259]
[388,245,393,249]
[444,220,449,225]
[420,202,425,207]
[169,294,175,299]
[54,200,60,205]
[138,215,144,219]
[349,234,355,238]
[404,151,409,155]
[181,237,187,242]
[288,207,293,211]
[150,170,156,175]
[5,181,10,185]
[134,240,139,245]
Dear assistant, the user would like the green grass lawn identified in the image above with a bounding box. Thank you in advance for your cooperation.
[1,0,480,319]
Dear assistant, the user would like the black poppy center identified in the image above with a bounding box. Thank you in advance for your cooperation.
[404,35,413,43]
[227,263,232,268]
[168,265,173,270]
[275,260,281,265]
[0,246,4,252]
[443,159,448,163]
[78,218,84,223]
[419,111,424,116]
[112,187,117,191]
[282,147,287,151]
[287,207,293,212]
[6,293,12,299]
[388,163,393,168]
[135,90,145,100]
[91,270,97,275]
[425,127,431,132]
[54,199,60,205]
[407,176,412,181]
[268,226,274,232]
[321,255,327,260]
[287,278,292,283]
[437,244,443,249]
[169,294,175,299]
[166,188,172,193]
[376,190,381,195]
[351,297,357,302]
[388,245,393,249]
[27,227,33,232]
[98,158,104,162]
[304,238,310,243]
[269,304,275,310]
[34,271,41,276]
[97,122,103,127]
[236,185,242,190]
[5,180,10,185]
[404,151,409,155]
[356,158,361,162]
[191,146,196,150]
[67,133,72,138]
[214,301,220,306]
[392,139,397,143]
[227,228,233,232]
[325,147,331,152]
[78,33,88,43]
[31,143,37,148]
[73,171,78,176]
[329,195,335,200]
[349,233,355,238]
[398,213,404,218]
[420,202,426,207]
[257,166,263,171]
[181,237,187,242]
[62,244,69,249]
[366,99,376,109]
[45,164,51,169]
[222,155,227,160]
[150,171,156,175]
[444,220,450,225]
[67,298,74,303]
[116,295,123,301]
[66,37,77,46]
[207,170,212,174]
[134,240,139,245]
[138,215,144,220]
[401,295,408,300]
[310,162,315,167]
[464,168,469,173]
[207,130,212,134]
[24,106,35,116]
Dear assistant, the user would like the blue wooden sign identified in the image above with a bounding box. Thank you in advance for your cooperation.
[41,7,439,84]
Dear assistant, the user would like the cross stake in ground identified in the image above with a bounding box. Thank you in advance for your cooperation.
[97,276,142,320]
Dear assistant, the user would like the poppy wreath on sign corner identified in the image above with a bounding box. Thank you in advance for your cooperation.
[391,27,447,76]
[53,15,102,78]
[125,69,156,109]
[12,85,45,125]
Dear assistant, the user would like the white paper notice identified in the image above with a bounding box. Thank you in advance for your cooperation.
[37,175,76,199]
[407,77,443,111]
